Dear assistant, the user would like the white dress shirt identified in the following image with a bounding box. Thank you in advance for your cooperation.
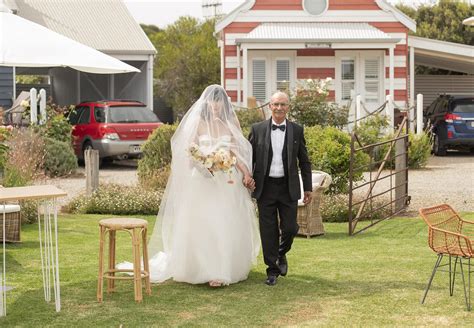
[269,119,286,178]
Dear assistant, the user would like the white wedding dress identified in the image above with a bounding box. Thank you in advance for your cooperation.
[120,135,260,285]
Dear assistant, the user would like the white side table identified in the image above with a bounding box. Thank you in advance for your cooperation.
[0,185,67,316]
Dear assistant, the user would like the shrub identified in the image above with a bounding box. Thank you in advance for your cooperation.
[138,123,177,190]
[235,107,265,133]
[356,114,389,147]
[20,200,38,224]
[41,115,73,144]
[356,116,432,170]
[3,128,45,188]
[43,137,78,177]
[408,132,432,169]
[321,193,391,223]
[305,126,369,194]
[289,79,348,128]
[0,126,13,174]
[65,183,162,215]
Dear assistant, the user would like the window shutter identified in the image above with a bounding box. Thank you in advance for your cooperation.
[364,58,379,103]
[252,60,266,102]
[276,60,290,92]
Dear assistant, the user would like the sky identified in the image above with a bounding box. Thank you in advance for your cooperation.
[123,0,443,28]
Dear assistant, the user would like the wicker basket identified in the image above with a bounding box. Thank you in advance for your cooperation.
[297,171,331,238]
[0,205,21,243]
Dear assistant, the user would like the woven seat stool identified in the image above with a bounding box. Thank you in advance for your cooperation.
[97,218,151,303]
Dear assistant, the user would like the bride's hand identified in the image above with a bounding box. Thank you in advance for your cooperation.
[242,174,255,191]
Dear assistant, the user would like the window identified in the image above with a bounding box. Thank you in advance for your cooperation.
[252,60,266,102]
[108,106,159,123]
[364,59,380,103]
[78,106,90,125]
[303,0,328,16]
[276,60,290,92]
[94,106,106,123]
[341,59,355,101]
[68,106,85,125]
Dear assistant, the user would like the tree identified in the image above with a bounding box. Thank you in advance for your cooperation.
[148,17,220,116]
[397,1,473,45]
[397,1,473,74]
[140,24,161,36]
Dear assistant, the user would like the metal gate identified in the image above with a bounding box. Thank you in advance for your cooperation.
[348,117,410,235]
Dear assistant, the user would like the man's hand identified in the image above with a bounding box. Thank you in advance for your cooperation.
[303,191,312,205]
[243,174,255,191]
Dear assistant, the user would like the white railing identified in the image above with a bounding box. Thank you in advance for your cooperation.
[29,87,47,125]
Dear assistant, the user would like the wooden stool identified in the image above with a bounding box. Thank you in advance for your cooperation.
[97,218,151,303]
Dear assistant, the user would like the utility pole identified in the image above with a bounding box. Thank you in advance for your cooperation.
[202,0,223,19]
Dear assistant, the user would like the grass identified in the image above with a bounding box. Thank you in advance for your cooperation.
[2,213,474,327]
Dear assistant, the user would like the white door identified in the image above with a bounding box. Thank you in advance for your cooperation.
[336,50,384,113]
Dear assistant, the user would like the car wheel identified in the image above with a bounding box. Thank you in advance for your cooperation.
[433,134,447,156]
[82,141,103,167]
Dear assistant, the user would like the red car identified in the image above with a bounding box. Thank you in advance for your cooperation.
[68,100,162,162]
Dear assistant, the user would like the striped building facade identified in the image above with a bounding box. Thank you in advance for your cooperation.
[215,0,416,110]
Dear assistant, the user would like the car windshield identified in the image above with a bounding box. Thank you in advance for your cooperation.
[453,101,474,114]
[103,106,160,123]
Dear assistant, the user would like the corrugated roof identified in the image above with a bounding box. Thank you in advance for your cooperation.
[237,22,399,43]
[14,0,156,55]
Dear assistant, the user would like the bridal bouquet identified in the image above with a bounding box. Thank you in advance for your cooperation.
[188,143,237,183]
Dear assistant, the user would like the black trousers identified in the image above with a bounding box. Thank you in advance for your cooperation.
[257,177,298,276]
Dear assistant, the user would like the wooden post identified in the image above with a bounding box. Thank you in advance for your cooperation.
[85,149,99,196]
[395,134,408,212]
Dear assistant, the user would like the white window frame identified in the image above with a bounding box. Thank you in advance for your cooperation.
[335,50,384,109]
[248,50,295,103]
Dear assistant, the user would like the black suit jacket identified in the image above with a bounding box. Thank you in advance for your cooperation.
[249,119,312,201]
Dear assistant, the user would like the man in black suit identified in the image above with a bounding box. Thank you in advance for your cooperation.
[248,91,312,286]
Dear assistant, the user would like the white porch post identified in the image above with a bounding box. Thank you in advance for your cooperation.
[237,44,241,106]
[355,95,362,128]
[242,47,248,108]
[409,46,415,133]
[30,88,38,125]
[416,93,424,135]
[219,40,224,87]
[386,94,394,130]
[147,54,154,110]
[389,46,395,101]
[409,46,415,106]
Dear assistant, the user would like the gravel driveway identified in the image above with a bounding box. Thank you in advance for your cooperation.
[41,160,139,207]
[355,152,474,214]
[405,152,473,213]
[44,155,473,213]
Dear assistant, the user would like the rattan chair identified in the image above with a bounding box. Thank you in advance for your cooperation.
[296,171,332,238]
[419,204,474,311]
[0,204,21,243]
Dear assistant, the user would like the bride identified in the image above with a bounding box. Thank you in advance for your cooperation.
[143,85,260,286]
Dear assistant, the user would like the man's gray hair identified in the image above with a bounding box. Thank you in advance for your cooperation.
[270,91,289,103]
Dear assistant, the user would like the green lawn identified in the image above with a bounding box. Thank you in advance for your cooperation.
[2,213,474,327]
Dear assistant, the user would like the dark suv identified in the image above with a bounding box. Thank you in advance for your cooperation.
[68,100,162,162]
[424,95,474,156]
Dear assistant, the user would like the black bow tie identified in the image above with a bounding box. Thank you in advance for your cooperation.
[272,124,285,132]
